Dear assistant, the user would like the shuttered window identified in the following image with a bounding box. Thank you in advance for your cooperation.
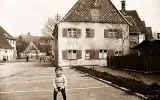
[86,28,95,38]
[85,50,90,60]
[104,29,122,39]
[62,50,82,60]
[62,28,81,38]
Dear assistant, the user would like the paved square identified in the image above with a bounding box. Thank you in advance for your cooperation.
[0,62,141,100]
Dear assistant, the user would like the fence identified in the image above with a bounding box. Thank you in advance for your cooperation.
[107,55,160,72]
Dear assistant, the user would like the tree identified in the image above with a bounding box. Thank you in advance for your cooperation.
[41,14,61,38]
[16,35,28,58]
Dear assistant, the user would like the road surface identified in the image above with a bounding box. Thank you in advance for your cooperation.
[0,62,141,100]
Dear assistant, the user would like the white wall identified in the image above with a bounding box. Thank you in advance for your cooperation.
[139,34,145,43]
[0,49,14,61]
[58,22,129,66]
[7,39,17,60]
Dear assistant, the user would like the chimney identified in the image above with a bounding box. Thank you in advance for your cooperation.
[121,0,126,11]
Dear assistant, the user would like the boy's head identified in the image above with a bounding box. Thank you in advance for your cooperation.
[55,67,62,76]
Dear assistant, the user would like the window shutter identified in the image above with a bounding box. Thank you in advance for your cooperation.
[94,50,99,59]
[62,28,67,37]
[117,29,122,38]
[77,29,81,38]
[90,50,94,59]
[77,50,82,59]
[107,50,114,56]
[104,29,109,38]
[90,50,99,59]
[91,29,95,38]
[62,50,67,59]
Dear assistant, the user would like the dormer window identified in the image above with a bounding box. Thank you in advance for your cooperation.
[90,9,99,21]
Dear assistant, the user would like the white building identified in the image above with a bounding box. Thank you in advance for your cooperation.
[0,26,16,61]
[56,0,131,66]
[20,41,46,59]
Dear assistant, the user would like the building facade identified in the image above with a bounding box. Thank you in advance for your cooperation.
[20,41,46,59]
[0,26,16,61]
[120,0,152,48]
[56,0,130,66]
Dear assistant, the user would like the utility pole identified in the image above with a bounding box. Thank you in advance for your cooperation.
[55,14,61,23]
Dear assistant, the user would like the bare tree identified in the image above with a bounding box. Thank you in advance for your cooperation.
[41,14,61,38]
[41,17,55,38]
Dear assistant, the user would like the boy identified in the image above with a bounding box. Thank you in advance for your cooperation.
[53,67,67,100]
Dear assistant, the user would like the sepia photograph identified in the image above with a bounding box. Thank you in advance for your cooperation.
[0,0,160,100]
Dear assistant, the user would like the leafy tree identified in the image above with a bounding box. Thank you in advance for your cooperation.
[16,35,28,58]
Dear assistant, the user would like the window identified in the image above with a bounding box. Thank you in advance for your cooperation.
[63,28,81,38]
[115,51,122,56]
[108,31,116,38]
[85,50,90,60]
[86,28,94,38]
[67,29,72,37]
[66,28,78,38]
[67,50,77,60]
[90,9,100,21]
[73,29,77,38]
[104,29,122,39]
[86,29,91,38]
[62,50,82,60]
[99,50,107,59]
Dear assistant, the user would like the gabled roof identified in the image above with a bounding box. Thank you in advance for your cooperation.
[124,16,140,34]
[0,33,13,49]
[0,26,15,40]
[120,10,145,33]
[26,41,39,51]
[62,0,130,24]
[133,40,160,49]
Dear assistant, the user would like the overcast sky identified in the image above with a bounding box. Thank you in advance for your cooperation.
[0,0,160,36]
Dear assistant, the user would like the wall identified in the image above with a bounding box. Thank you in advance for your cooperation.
[0,49,14,61]
[58,22,129,66]
[7,39,17,60]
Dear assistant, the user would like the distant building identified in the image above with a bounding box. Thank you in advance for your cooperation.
[120,0,153,48]
[20,41,46,59]
[0,26,16,61]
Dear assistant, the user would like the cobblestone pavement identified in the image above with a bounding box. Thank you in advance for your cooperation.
[0,62,141,100]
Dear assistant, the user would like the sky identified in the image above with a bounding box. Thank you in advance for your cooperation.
[0,0,160,36]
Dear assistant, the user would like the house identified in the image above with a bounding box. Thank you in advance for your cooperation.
[0,26,16,61]
[120,0,153,48]
[20,41,46,59]
[56,0,131,66]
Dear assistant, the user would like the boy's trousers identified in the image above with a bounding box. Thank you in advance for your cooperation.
[53,87,66,100]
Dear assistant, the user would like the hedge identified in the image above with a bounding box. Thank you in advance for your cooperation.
[72,66,160,100]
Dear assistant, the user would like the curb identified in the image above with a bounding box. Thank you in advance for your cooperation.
[71,67,148,100]
[106,66,160,74]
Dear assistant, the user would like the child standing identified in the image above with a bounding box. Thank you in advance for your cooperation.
[53,67,67,100]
